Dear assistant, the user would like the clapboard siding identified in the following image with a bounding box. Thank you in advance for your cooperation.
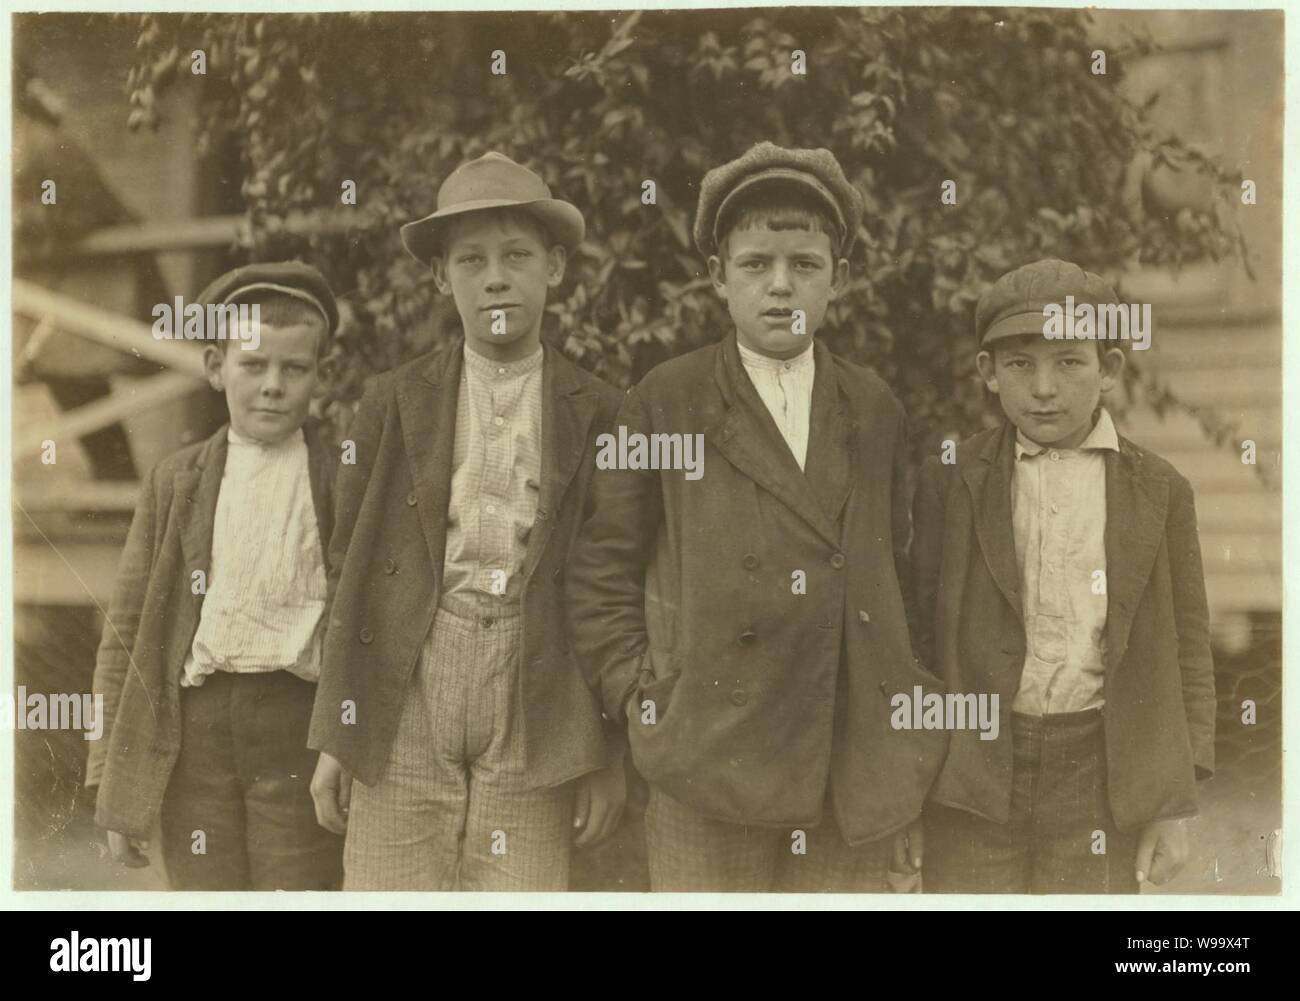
[1115,313,1281,614]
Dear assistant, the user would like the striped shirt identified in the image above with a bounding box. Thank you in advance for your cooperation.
[1010,408,1119,715]
[181,427,327,688]
[441,341,545,603]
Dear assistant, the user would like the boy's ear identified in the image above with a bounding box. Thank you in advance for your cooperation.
[707,255,727,299]
[831,257,850,297]
[546,244,567,288]
[202,345,226,392]
[430,256,452,295]
[975,349,998,393]
[1099,345,1126,392]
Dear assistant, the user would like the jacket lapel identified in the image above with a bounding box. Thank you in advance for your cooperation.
[520,345,601,583]
[303,419,334,555]
[961,422,1023,619]
[396,340,462,588]
[704,333,841,548]
[177,427,228,576]
[802,340,854,528]
[1103,440,1169,673]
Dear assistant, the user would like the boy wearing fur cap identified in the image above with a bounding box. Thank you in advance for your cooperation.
[912,258,1215,893]
[566,142,943,891]
[308,152,627,890]
[89,262,345,889]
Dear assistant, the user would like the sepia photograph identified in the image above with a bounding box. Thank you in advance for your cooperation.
[8,3,1284,907]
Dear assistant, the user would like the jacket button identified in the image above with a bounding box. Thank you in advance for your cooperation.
[729,689,748,707]
[406,492,418,507]
[738,630,757,646]
[829,553,846,570]
[359,628,374,644]
[858,610,870,623]
[383,559,397,575]
[743,554,760,570]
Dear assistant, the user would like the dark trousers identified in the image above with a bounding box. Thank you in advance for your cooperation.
[924,708,1140,894]
[645,786,894,892]
[160,670,343,890]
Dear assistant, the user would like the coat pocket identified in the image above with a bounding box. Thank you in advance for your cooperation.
[634,649,681,724]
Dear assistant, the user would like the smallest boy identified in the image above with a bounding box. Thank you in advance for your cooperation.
[912,258,1216,893]
[88,262,344,890]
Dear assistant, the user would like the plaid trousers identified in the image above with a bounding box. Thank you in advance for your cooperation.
[924,708,1141,894]
[343,595,574,890]
[645,786,895,892]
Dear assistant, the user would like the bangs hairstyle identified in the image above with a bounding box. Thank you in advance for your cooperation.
[223,289,331,357]
[716,182,842,263]
[437,207,556,259]
[987,331,1114,364]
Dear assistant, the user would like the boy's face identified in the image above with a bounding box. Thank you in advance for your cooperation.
[204,320,323,444]
[432,213,565,357]
[976,336,1125,449]
[708,226,848,359]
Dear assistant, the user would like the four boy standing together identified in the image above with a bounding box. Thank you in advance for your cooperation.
[89,141,1215,894]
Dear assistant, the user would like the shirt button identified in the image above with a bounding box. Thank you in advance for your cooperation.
[485,504,496,515]
[497,367,506,375]
[494,416,505,427]
[406,492,417,506]
[1049,450,1060,461]
[829,553,846,570]
[359,628,374,645]
[482,617,495,629]
[729,689,749,707]
[1051,503,1060,514]
[858,610,871,624]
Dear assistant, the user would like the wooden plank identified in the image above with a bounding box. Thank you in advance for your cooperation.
[16,480,142,513]
[38,210,373,258]
[13,279,208,377]
[16,371,201,461]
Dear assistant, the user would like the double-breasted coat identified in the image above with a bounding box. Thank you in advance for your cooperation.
[566,331,945,844]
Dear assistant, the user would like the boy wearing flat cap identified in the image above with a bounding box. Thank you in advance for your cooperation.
[89,261,345,889]
[912,258,1215,893]
[567,141,943,891]
[307,152,627,890]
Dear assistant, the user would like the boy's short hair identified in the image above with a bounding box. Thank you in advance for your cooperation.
[715,182,843,263]
[224,289,331,357]
[985,331,1112,364]
[436,206,558,258]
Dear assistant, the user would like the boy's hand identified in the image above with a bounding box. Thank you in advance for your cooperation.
[310,752,352,835]
[572,750,627,847]
[106,830,150,868]
[1136,817,1188,886]
[891,817,924,873]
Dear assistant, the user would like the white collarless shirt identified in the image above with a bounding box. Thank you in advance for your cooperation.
[737,339,816,471]
[182,427,327,687]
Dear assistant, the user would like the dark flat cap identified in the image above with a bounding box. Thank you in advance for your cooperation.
[693,141,864,259]
[196,260,339,332]
[975,258,1119,348]
[400,152,585,265]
